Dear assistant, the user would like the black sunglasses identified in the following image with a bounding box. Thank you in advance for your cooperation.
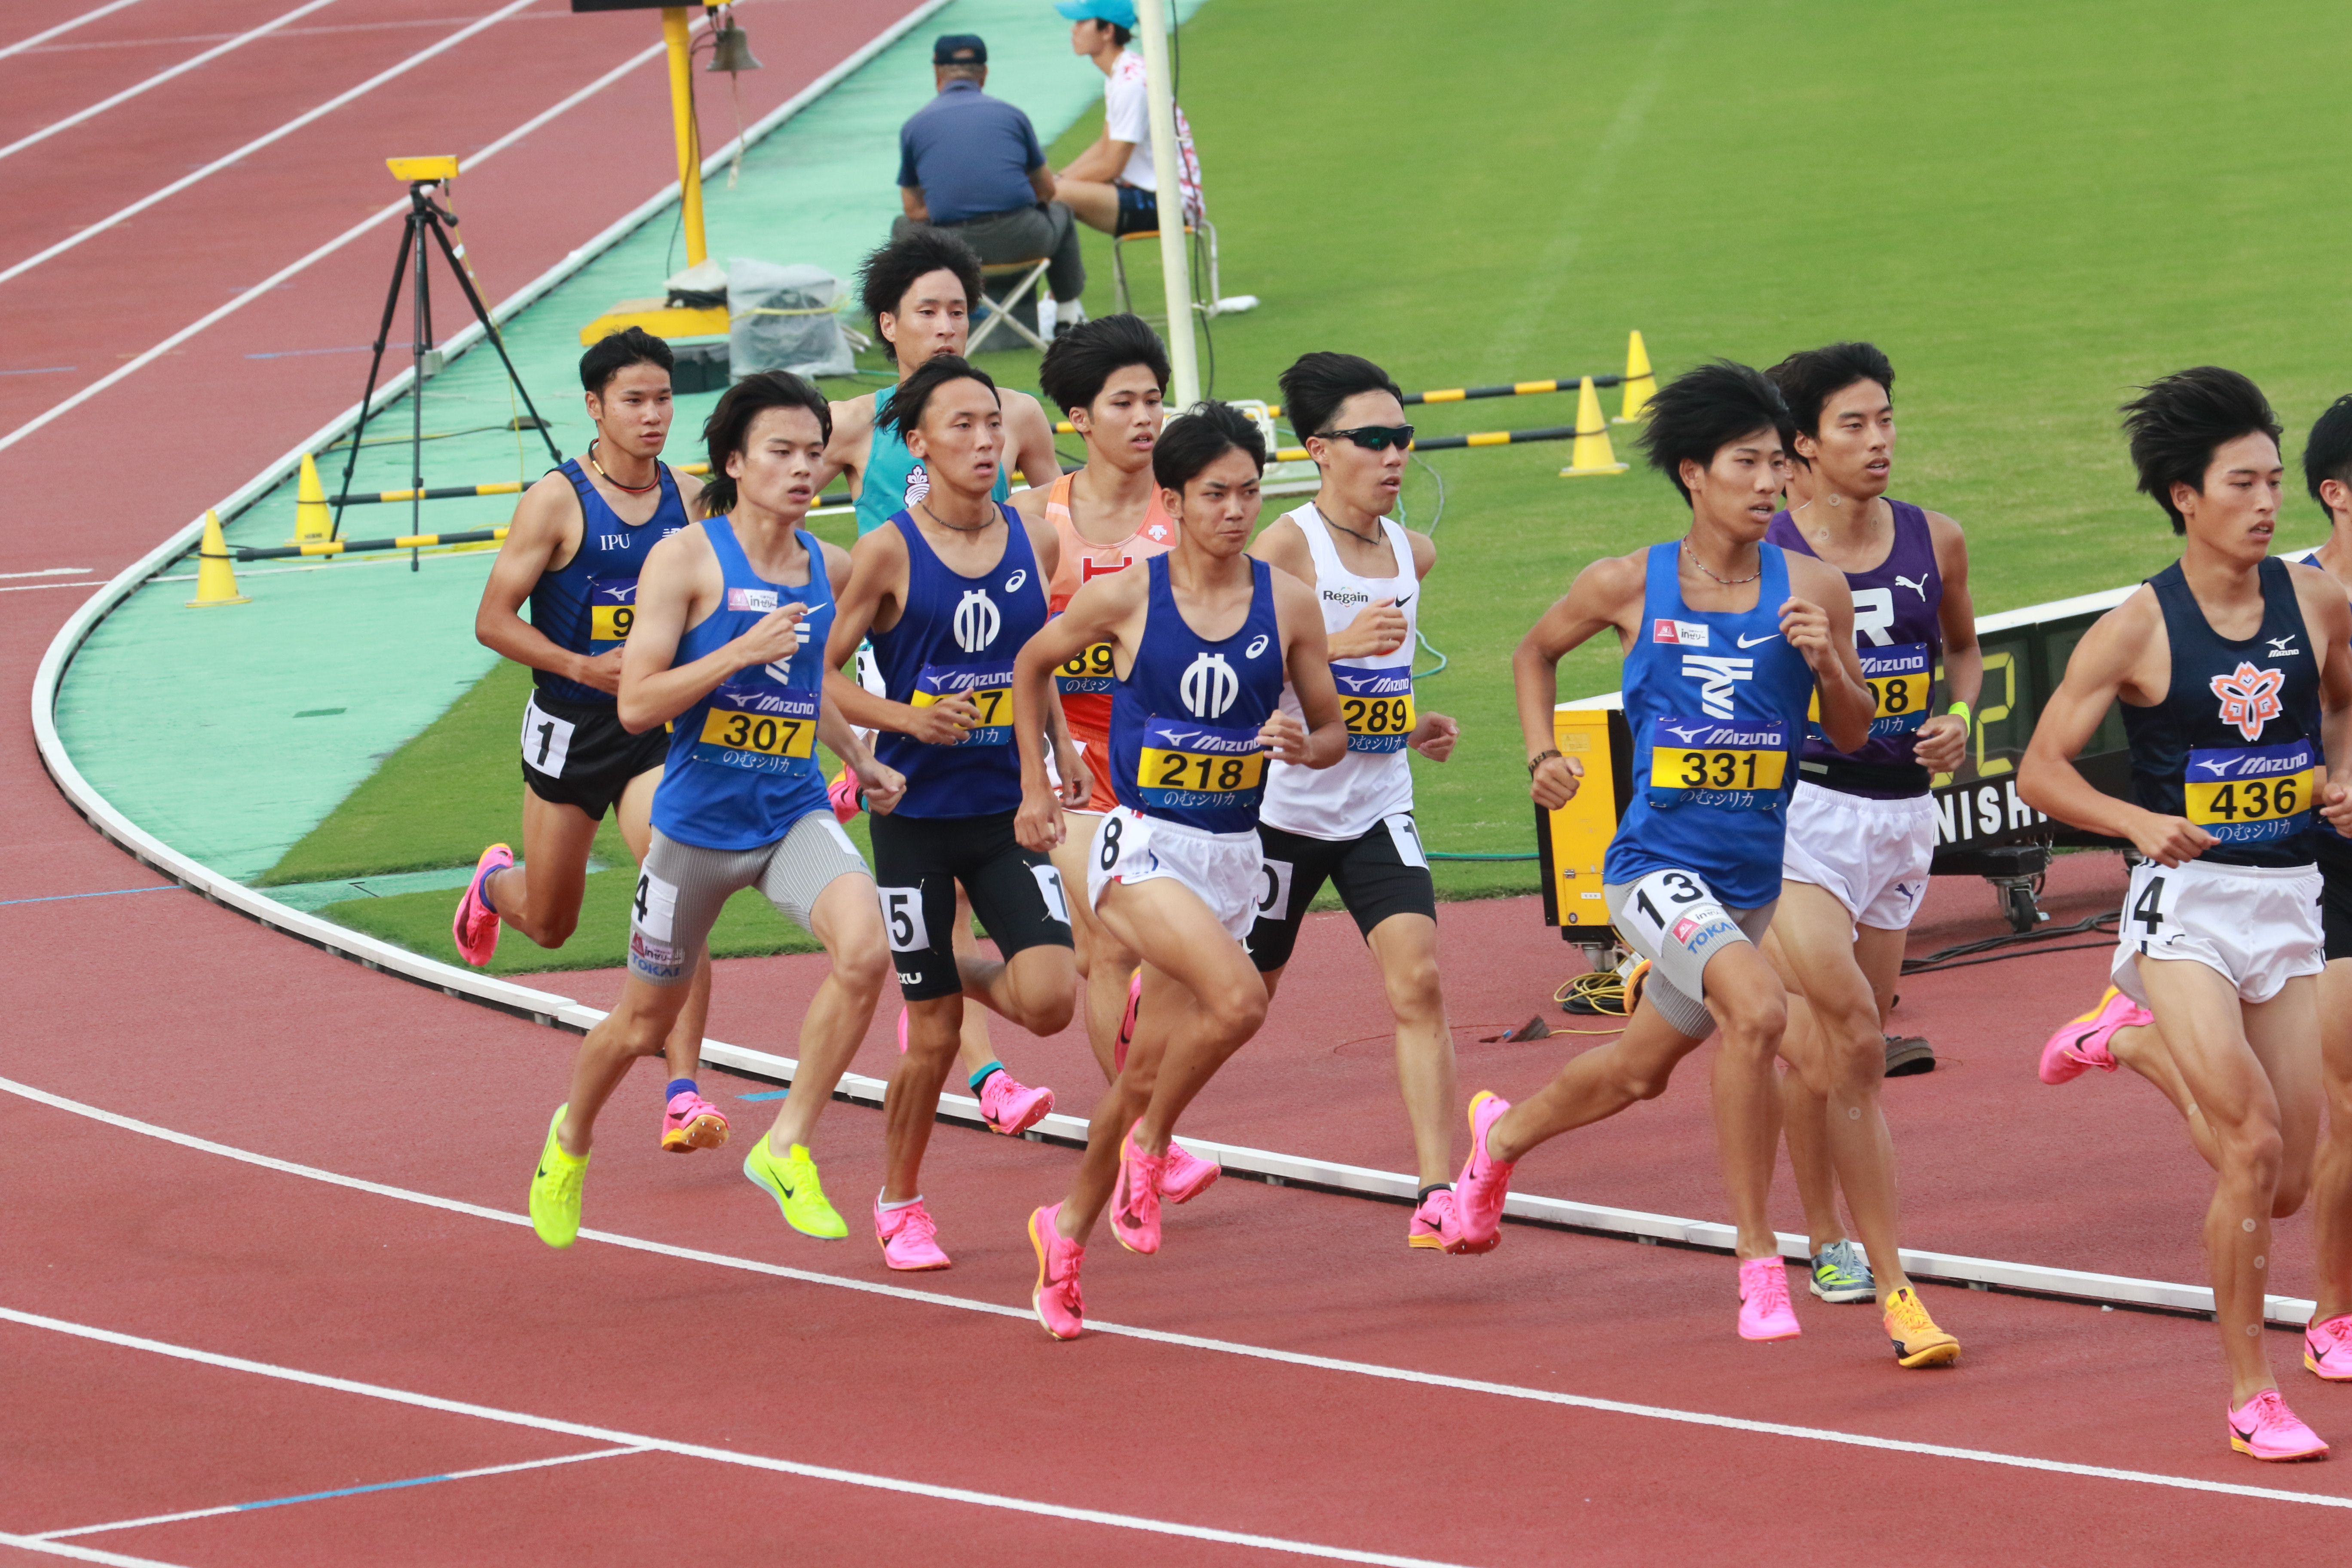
[1317,423,1415,452]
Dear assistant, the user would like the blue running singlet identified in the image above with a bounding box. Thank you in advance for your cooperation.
[1766,499,1944,797]
[856,383,1012,537]
[1109,555,1285,835]
[868,507,1049,817]
[650,518,834,850]
[2124,557,2323,870]
[1605,542,1818,907]
[527,459,693,704]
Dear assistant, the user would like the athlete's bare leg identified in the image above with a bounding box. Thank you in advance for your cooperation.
[2137,959,2321,1405]
[1054,878,1265,1242]
[948,896,1002,1077]
[1260,911,1455,1188]
[1776,921,1906,1256]
[1054,815,1137,1079]
[613,769,711,1085]
[1053,177,1121,235]
[553,943,709,1159]
[884,941,1077,1201]
[2103,1020,2223,1170]
[1485,937,1788,1262]
[2309,959,2352,1325]
[1767,883,1916,1302]
[759,873,891,1153]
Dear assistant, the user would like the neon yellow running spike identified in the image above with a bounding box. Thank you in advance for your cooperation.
[743,1134,847,1239]
[529,1105,588,1248]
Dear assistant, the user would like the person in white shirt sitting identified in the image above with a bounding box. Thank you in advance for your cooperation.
[1050,0,1205,239]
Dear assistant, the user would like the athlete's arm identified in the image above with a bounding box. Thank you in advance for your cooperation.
[1249,515,1407,657]
[474,475,615,691]
[810,539,906,814]
[1060,128,1130,184]
[813,395,873,498]
[2018,591,2210,865]
[2294,565,2352,831]
[1513,552,1643,809]
[1003,390,1063,494]
[616,529,808,734]
[1915,511,1981,776]
[1012,571,1147,851]
[816,525,979,744]
[1785,554,1872,754]
[1270,572,1347,770]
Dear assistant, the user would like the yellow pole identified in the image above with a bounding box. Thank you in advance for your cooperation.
[662,7,707,269]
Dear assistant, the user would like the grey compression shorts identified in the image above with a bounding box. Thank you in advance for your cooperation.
[627,812,871,986]
[1603,869,1777,1039]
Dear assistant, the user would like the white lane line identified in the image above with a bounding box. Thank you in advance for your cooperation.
[0,1531,187,1567]
[0,0,147,63]
[35,1446,652,1539]
[6,1075,2349,1513]
[0,1308,1472,1568]
[0,0,540,287]
[0,567,90,579]
[0,581,107,593]
[0,17,694,456]
[0,0,343,162]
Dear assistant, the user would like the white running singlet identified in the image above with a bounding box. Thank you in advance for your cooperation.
[1261,504,1419,840]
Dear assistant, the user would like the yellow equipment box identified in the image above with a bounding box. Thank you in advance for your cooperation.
[1535,705,1632,939]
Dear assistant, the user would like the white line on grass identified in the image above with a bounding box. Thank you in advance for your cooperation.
[4,1074,2347,1514]
[0,0,343,162]
[0,17,697,457]
[0,0,148,63]
[34,1446,652,1540]
[0,1308,1472,1568]
[0,0,539,288]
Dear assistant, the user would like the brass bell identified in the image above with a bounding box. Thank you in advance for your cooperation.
[707,15,762,73]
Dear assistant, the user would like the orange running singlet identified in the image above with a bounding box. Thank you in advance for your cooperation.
[1046,471,1176,804]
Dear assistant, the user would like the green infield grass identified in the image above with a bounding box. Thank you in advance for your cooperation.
[272,0,2352,971]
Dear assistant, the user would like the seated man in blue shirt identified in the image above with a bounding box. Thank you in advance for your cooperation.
[893,34,1086,340]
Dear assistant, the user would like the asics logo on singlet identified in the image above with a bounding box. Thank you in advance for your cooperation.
[953,590,1001,652]
[1004,569,1027,593]
[1180,652,1240,718]
[1680,654,1753,720]
[2210,662,2285,742]
[1895,573,1930,600]
[1244,634,1271,659]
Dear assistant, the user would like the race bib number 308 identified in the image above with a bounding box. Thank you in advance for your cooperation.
[2184,738,2318,843]
[1810,641,1930,737]
[1335,664,1415,754]
[910,659,1016,744]
[1647,715,1789,807]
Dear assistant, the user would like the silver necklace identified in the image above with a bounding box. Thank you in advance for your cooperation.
[1682,539,1761,586]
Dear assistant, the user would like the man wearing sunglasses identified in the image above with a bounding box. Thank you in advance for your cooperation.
[1246,352,1465,1246]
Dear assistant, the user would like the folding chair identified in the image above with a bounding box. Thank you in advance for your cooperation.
[1111,214,1223,318]
[966,255,1052,352]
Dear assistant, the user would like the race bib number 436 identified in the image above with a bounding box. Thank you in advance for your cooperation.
[1335,664,1415,754]
[1647,715,1789,807]
[2184,737,2318,843]
[910,659,1016,744]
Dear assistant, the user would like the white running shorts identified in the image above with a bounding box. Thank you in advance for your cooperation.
[1780,781,1937,930]
[1087,805,1264,942]
[2111,857,2324,1006]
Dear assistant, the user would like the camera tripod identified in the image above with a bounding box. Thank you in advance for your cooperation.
[331,172,562,540]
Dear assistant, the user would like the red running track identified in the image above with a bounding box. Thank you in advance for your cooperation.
[6,4,2349,1562]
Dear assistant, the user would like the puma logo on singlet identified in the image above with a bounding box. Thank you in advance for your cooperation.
[1895,573,1930,599]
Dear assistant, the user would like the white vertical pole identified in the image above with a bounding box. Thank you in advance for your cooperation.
[1133,0,1199,406]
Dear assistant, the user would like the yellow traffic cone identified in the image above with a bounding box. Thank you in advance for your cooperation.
[1614,330,1655,423]
[1559,377,1629,478]
[187,511,249,608]
[289,453,332,545]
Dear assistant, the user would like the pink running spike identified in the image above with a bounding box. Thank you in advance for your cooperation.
[1109,1122,1166,1254]
[1447,1092,1515,1254]
[1408,1187,1458,1250]
[2229,1388,2328,1461]
[827,769,861,824]
[452,844,511,967]
[874,1197,951,1271]
[1162,1140,1220,1205]
[2038,986,2147,1085]
[1737,1257,1803,1341]
[660,1090,730,1153]
[979,1072,1054,1135]
[2304,1314,2352,1382]
[1029,1203,1086,1339]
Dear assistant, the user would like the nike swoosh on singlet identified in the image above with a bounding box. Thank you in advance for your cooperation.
[1393,594,1414,608]
[1736,632,1778,647]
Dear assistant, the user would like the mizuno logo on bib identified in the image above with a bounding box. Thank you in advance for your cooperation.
[1335,664,1415,753]
[910,660,1016,744]
[1647,715,1789,808]
[1137,718,1265,807]
[693,670,818,771]
[1807,641,1929,738]
[2184,737,2317,843]
[588,577,638,652]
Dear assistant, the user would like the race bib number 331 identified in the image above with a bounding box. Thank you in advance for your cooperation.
[1648,715,1790,806]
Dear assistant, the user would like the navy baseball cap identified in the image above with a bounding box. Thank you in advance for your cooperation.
[1056,0,1138,24]
[932,34,987,65]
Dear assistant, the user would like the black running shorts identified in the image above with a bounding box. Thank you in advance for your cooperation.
[869,810,1074,1001]
[1246,816,1437,974]
[519,688,669,821]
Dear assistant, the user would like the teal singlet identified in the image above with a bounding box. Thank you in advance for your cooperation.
[856,381,1011,536]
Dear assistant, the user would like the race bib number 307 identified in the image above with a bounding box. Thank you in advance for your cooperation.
[910,659,1016,744]
[1335,664,1416,754]
[691,674,818,772]
[2184,737,2318,843]
[1647,715,1789,807]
